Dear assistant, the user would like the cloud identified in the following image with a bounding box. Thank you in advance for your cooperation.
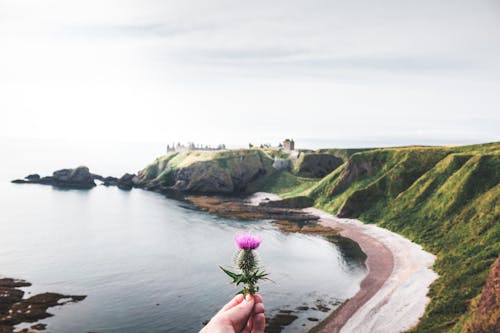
[0,0,499,145]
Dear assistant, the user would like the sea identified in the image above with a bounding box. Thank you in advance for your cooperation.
[0,137,366,333]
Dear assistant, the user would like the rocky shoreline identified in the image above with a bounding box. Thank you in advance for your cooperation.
[11,166,139,191]
[0,278,86,333]
[185,195,341,237]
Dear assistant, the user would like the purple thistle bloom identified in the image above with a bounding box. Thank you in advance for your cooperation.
[235,234,261,250]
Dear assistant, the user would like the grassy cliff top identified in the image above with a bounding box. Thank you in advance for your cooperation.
[294,141,500,332]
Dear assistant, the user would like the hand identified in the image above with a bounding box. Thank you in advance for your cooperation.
[200,294,266,333]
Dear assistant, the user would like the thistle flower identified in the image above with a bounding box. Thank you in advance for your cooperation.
[220,233,268,296]
[235,234,261,250]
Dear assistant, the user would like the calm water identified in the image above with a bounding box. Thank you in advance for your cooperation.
[0,138,366,332]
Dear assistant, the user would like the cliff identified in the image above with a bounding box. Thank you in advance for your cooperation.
[136,149,315,194]
[293,153,344,178]
[302,142,500,332]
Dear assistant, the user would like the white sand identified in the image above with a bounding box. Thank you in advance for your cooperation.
[244,192,438,333]
[305,208,439,333]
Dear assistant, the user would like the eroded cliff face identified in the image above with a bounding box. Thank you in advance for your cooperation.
[136,150,271,193]
[462,256,500,333]
[293,153,344,178]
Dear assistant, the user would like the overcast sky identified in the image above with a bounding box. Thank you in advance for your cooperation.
[1,0,499,148]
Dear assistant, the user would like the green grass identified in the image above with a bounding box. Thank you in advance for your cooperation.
[304,142,500,332]
[315,147,376,161]
[246,169,318,195]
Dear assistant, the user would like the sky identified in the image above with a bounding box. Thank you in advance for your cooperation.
[1,0,499,148]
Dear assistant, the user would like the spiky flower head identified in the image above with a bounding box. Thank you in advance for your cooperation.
[235,234,261,250]
[220,233,268,296]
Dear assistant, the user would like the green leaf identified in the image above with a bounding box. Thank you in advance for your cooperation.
[235,274,246,285]
[219,266,241,283]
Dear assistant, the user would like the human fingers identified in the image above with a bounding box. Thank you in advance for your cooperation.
[251,313,266,333]
[253,302,265,315]
[218,294,244,314]
[224,294,255,331]
[253,294,263,304]
[241,316,253,333]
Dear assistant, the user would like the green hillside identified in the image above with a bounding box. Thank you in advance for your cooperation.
[301,142,500,332]
[137,148,315,194]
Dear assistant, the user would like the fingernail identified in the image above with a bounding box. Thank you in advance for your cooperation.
[245,295,254,302]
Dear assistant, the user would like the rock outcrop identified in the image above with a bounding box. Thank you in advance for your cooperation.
[101,173,140,190]
[11,167,139,191]
[0,277,86,333]
[11,166,96,189]
[136,150,270,194]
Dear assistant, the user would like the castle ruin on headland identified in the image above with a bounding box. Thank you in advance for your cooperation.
[282,139,295,151]
[166,142,226,153]
[248,139,296,151]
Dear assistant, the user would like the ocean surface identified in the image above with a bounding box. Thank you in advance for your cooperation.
[0,138,366,333]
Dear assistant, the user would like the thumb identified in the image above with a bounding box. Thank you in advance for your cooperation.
[225,294,255,327]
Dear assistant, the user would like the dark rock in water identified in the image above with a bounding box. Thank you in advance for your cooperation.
[0,278,31,288]
[295,306,309,311]
[266,313,298,333]
[101,176,118,186]
[117,173,136,190]
[100,173,139,191]
[52,167,96,188]
[11,166,96,189]
[91,173,105,181]
[25,174,40,181]
[30,323,47,330]
[187,196,319,222]
[0,287,24,314]
[101,176,119,186]
[0,277,85,333]
[307,317,319,322]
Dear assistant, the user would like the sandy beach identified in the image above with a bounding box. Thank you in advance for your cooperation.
[306,208,438,333]
[247,193,438,333]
